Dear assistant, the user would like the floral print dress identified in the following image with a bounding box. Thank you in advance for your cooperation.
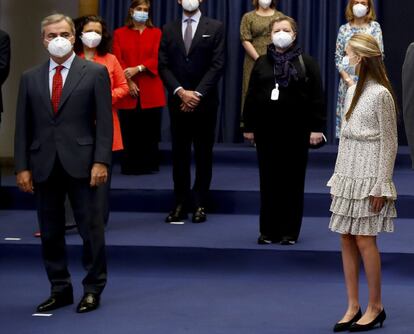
[335,21,384,138]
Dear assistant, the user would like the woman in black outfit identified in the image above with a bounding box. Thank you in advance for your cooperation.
[243,15,326,245]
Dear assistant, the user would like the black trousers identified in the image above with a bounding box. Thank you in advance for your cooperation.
[169,105,217,208]
[65,163,112,227]
[34,157,107,295]
[118,105,162,174]
[255,132,309,241]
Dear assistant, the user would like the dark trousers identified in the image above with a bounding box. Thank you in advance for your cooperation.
[65,163,112,227]
[169,105,217,208]
[255,132,309,241]
[34,157,107,295]
[118,105,162,174]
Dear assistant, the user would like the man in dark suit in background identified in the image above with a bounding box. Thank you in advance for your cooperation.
[403,42,414,167]
[0,29,11,186]
[0,29,10,123]
[159,0,225,224]
[14,14,112,314]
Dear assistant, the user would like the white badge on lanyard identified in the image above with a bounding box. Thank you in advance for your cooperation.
[271,83,279,101]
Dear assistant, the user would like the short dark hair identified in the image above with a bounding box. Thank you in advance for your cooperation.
[73,15,112,56]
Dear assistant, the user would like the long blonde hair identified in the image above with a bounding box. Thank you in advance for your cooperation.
[345,33,398,121]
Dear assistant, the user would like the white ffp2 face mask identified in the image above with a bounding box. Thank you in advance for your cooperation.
[47,36,73,58]
[272,31,294,49]
[81,31,102,48]
[258,0,272,9]
[181,0,200,12]
[353,4,368,18]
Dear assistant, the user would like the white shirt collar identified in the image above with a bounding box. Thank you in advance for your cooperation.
[182,10,202,23]
[49,51,76,72]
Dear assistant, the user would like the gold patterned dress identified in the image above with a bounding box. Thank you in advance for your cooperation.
[240,10,282,120]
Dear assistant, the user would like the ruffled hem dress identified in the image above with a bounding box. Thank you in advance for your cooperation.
[328,81,398,236]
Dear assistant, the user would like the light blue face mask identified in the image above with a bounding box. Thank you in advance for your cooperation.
[133,10,149,23]
[342,55,358,76]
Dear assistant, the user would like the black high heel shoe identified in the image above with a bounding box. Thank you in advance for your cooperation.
[349,309,386,332]
[333,308,362,332]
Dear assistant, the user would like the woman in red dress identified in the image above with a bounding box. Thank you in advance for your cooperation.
[74,15,129,225]
[113,0,166,174]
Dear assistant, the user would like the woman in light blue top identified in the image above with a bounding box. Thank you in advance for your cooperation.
[335,0,383,138]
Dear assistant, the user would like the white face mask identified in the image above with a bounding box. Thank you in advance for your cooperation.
[353,4,368,18]
[47,36,73,58]
[181,0,200,12]
[81,31,102,48]
[272,31,294,49]
[258,0,272,9]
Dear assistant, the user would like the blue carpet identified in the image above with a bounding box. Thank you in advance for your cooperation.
[2,211,414,254]
[1,245,414,334]
[1,144,414,333]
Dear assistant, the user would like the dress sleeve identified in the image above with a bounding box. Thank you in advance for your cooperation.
[371,22,384,55]
[142,28,162,76]
[369,89,398,199]
[112,29,126,69]
[306,57,326,133]
[240,13,252,42]
[110,55,129,107]
[335,25,346,72]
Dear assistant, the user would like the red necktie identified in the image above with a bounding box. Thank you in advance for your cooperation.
[51,65,63,113]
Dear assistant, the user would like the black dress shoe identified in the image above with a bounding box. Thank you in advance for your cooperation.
[165,204,188,223]
[65,224,77,231]
[192,207,207,223]
[36,292,74,313]
[257,235,281,244]
[257,235,273,244]
[280,237,296,245]
[76,293,100,313]
[333,308,362,332]
[349,309,386,332]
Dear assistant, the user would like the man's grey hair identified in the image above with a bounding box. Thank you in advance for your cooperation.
[41,13,75,36]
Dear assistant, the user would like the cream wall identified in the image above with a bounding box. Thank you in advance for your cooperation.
[0,0,78,159]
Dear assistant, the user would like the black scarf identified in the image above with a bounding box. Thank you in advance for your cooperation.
[267,43,303,87]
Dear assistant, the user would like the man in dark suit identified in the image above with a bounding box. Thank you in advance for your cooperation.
[159,0,225,224]
[0,29,11,186]
[403,42,414,167]
[0,29,10,124]
[14,14,112,314]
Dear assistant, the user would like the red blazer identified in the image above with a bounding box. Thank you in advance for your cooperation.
[113,26,166,110]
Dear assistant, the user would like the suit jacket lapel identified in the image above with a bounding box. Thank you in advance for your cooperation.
[39,61,54,118]
[57,56,86,114]
[175,19,187,56]
[188,16,207,55]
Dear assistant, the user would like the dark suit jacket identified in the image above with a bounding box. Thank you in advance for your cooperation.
[403,42,414,168]
[14,55,113,182]
[158,15,225,107]
[0,29,11,117]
